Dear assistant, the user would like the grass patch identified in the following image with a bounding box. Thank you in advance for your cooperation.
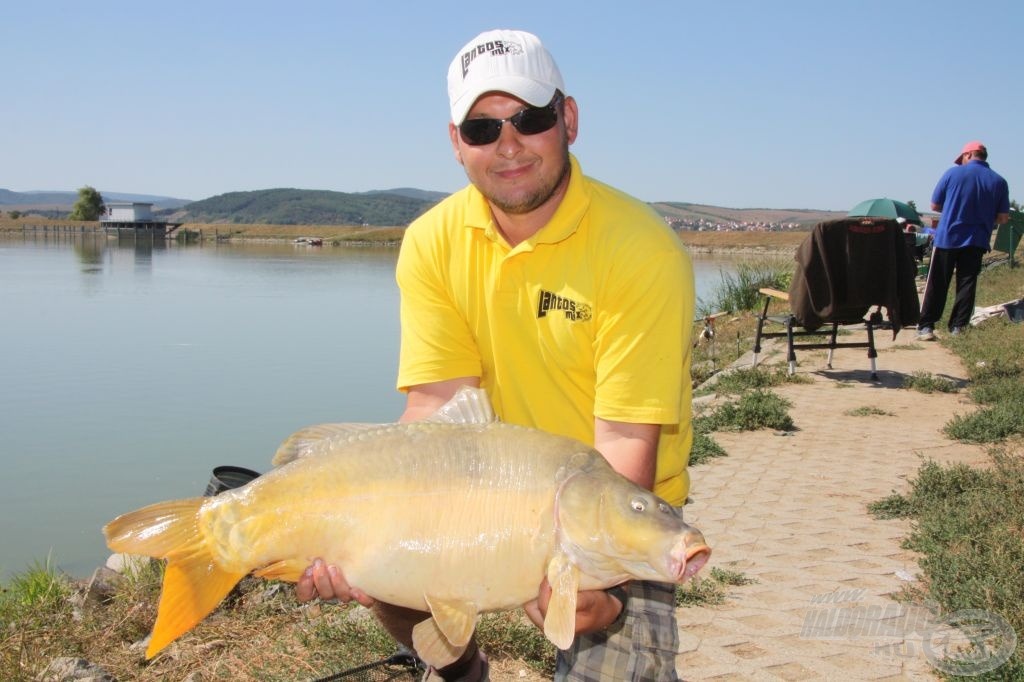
[676,567,756,607]
[1,557,70,611]
[477,611,556,675]
[688,387,794,465]
[896,452,1024,677]
[944,404,1024,443]
[696,389,794,433]
[969,374,1024,406]
[845,406,895,417]
[937,305,1024,444]
[963,355,1024,408]
[710,366,811,395]
[867,492,914,519]
[884,343,925,352]
[902,371,959,394]
[689,429,728,465]
[0,558,79,680]
[0,567,553,681]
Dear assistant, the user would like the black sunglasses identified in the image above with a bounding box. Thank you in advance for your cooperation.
[458,93,564,146]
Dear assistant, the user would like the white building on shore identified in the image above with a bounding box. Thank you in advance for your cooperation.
[100,202,181,235]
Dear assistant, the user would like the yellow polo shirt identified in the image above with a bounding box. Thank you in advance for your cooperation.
[396,155,694,505]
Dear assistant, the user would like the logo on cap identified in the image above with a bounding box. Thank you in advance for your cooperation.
[461,40,525,78]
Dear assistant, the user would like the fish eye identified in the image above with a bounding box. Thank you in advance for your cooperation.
[631,498,646,512]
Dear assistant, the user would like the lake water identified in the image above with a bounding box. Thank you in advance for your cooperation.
[0,233,743,581]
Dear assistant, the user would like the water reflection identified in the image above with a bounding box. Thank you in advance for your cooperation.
[73,234,105,274]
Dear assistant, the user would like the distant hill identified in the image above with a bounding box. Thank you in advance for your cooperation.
[0,189,192,211]
[652,202,846,229]
[360,187,449,202]
[171,188,440,226]
[3,186,851,229]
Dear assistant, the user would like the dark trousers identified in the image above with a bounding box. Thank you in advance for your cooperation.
[919,246,985,331]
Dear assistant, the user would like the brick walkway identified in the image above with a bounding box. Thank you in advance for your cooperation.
[676,327,986,681]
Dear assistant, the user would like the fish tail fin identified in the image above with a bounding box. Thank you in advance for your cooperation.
[146,553,244,658]
[103,499,246,658]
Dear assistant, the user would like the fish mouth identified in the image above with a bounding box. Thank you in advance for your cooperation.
[669,544,711,582]
[681,545,711,580]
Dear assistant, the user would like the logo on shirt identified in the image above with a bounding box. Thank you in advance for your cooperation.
[460,40,524,77]
[537,290,592,322]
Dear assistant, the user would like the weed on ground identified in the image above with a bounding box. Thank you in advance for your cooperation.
[902,371,960,394]
[689,428,728,466]
[709,366,811,395]
[676,567,757,607]
[845,406,895,418]
[696,389,794,433]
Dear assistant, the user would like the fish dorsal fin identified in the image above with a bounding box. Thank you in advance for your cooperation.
[271,387,496,467]
[423,386,497,425]
[543,552,580,650]
[271,423,385,466]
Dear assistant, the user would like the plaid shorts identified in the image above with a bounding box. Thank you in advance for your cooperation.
[554,581,679,682]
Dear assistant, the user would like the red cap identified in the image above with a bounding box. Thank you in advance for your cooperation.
[955,140,986,165]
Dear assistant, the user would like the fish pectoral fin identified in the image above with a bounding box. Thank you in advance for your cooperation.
[253,559,308,583]
[411,615,466,670]
[543,553,580,650]
[422,595,478,648]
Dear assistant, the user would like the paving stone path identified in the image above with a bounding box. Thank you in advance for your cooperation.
[675,328,987,681]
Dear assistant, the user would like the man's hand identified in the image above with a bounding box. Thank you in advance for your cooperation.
[522,578,625,636]
[295,558,376,607]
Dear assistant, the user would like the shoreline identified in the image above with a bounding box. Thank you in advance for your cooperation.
[1,220,805,255]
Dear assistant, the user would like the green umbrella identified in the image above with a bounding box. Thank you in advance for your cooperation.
[848,198,922,225]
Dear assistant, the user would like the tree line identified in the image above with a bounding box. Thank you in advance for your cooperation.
[3,186,105,221]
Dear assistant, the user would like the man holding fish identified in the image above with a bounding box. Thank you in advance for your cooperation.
[299,28,696,681]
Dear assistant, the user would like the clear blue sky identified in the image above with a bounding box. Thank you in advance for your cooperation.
[3,0,1020,211]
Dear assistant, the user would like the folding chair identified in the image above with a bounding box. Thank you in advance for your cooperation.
[751,217,920,380]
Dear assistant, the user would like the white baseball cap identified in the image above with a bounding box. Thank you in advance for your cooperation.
[447,29,565,125]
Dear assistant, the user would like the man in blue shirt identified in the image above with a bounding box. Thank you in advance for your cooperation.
[917,141,1010,340]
